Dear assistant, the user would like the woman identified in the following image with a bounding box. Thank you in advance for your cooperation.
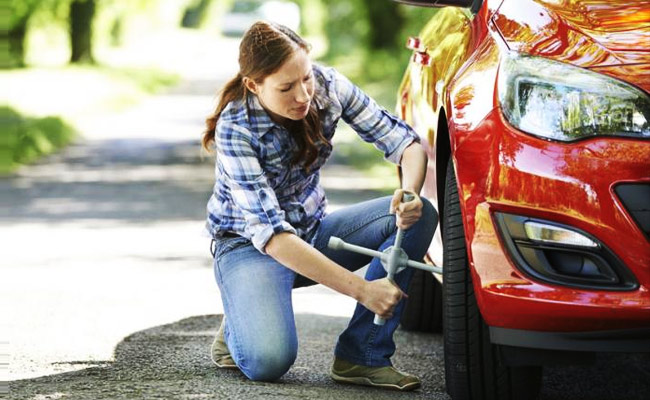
[202,21,437,391]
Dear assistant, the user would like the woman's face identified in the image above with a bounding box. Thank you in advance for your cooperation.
[245,49,315,124]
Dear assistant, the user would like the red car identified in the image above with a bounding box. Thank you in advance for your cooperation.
[394,0,650,398]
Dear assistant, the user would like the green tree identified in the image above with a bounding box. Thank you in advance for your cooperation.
[181,0,212,28]
[4,0,42,68]
[69,0,96,63]
[3,0,95,67]
[320,0,410,59]
[362,0,403,50]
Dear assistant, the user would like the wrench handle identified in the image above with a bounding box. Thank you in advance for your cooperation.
[393,192,415,249]
[374,192,416,325]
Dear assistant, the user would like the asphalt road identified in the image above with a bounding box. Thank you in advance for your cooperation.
[8,314,650,400]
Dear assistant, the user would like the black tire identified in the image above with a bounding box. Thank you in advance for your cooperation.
[401,269,442,333]
[442,159,542,400]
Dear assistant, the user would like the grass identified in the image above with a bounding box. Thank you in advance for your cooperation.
[0,64,179,174]
[0,106,77,175]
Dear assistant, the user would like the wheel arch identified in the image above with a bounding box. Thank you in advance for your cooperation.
[435,107,452,237]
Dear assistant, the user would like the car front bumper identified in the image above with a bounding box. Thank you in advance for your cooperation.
[453,107,650,333]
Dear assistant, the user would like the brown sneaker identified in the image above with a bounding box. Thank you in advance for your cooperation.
[210,315,238,369]
[330,357,421,391]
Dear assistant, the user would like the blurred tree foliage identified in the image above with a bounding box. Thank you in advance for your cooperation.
[312,0,438,106]
[363,0,403,50]
[5,0,96,67]
[5,0,438,73]
[5,0,42,68]
[181,0,221,28]
[318,0,438,71]
[3,0,193,68]
[5,0,97,67]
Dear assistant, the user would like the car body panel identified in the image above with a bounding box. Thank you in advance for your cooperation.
[493,0,650,67]
[397,0,650,334]
[591,63,650,94]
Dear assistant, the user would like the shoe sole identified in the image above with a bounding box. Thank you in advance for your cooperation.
[213,360,239,370]
[211,354,240,370]
[330,371,421,391]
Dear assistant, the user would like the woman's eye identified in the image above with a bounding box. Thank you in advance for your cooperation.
[280,86,291,92]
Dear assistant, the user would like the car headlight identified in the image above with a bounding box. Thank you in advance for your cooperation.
[498,53,650,142]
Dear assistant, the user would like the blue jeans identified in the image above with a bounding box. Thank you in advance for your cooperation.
[212,196,437,381]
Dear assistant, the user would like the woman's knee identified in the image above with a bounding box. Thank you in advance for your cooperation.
[420,196,438,225]
[406,196,437,242]
[241,344,297,381]
[411,196,437,227]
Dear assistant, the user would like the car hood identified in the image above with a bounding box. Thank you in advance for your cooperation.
[492,0,650,68]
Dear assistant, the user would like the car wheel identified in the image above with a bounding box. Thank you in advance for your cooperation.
[400,269,442,333]
[442,159,542,400]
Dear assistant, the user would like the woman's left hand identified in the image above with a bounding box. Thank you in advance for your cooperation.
[389,189,423,230]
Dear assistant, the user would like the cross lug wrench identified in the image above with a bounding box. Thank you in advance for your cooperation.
[328,193,442,325]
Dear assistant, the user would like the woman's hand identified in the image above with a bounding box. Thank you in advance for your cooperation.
[389,189,423,230]
[358,278,408,319]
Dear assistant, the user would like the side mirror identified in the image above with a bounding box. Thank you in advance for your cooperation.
[393,0,476,7]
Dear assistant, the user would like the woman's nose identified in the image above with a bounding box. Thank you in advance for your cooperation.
[295,83,310,103]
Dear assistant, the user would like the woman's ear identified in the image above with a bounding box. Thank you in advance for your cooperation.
[242,77,258,95]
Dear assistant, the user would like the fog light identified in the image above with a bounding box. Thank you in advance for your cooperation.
[494,213,638,291]
[524,221,598,248]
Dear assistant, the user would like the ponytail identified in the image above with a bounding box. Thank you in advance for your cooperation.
[202,73,246,152]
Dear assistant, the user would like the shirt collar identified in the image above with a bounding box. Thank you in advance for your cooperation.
[245,94,279,137]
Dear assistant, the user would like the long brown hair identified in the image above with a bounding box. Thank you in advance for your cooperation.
[202,21,330,172]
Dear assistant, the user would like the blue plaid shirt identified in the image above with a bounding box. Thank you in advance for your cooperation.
[206,64,419,254]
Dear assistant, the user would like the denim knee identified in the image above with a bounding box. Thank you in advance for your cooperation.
[240,344,297,382]
[406,196,437,244]
[420,197,438,226]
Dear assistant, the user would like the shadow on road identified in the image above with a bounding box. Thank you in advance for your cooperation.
[0,137,392,224]
[0,139,214,222]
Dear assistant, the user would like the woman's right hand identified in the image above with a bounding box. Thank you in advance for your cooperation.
[359,278,408,320]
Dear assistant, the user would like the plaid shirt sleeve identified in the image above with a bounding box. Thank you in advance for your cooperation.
[331,68,419,164]
[215,120,297,254]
